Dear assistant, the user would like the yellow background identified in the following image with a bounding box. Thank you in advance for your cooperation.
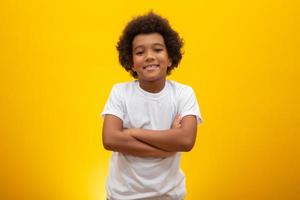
[0,0,299,200]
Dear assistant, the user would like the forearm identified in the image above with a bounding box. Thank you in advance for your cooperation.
[129,128,195,152]
[103,130,175,158]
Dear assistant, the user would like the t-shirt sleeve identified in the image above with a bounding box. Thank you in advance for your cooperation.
[178,86,203,124]
[101,84,124,121]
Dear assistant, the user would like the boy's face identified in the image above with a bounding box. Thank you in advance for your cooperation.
[132,33,172,82]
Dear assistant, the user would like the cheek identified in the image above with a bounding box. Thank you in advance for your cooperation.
[158,53,169,62]
[133,56,142,67]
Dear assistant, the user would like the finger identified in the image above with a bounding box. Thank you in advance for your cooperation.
[176,115,182,122]
[174,114,181,121]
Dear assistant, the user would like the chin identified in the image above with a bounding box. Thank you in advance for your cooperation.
[142,77,158,82]
[137,71,166,82]
[143,75,164,82]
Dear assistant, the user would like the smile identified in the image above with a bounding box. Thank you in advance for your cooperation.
[143,64,159,70]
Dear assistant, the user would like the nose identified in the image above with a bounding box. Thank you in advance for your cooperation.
[145,50,155,61]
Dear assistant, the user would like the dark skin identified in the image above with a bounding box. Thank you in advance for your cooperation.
[102,114,184,158]
[131,33,171,93]
[102,33,198,157]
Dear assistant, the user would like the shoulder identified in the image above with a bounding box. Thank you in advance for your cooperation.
[111,80,136,92]
[167,80,194,96]
[109,81,137,101]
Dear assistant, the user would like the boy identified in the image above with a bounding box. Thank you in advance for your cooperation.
[102,12,202,200]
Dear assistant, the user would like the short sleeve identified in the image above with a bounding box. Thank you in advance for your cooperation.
[178,86,203,124]
[101,85,124,121]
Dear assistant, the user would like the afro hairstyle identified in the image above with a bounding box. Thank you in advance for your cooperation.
[116,11,184,78]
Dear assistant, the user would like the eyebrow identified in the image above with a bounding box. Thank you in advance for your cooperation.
[133,43,165,51]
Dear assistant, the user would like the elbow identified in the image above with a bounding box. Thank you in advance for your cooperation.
[180,128,197,152]
[181,139,195,152]
[102,139,112,151]
[102,136,115,151]
[102,129,124,151]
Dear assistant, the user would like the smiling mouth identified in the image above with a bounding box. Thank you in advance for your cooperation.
[143,64,159,70]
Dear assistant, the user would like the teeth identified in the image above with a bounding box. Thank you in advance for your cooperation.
[145,65,158,69]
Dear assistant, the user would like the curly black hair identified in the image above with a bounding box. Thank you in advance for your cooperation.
[117,11,184,78]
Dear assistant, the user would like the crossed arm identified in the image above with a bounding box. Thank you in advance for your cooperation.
[102,114,197,158]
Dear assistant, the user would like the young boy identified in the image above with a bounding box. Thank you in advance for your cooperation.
[102,12,202,200]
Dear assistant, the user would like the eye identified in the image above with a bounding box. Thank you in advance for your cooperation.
[135,51,143,55]
[154,48,163,52]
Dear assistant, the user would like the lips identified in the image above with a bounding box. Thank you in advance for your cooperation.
[143,64,159,70]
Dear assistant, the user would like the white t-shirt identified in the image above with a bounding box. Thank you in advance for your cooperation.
[102,80,202,200]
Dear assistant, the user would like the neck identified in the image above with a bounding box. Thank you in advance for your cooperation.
[138,78,166,93]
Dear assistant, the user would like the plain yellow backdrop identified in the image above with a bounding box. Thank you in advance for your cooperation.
[0,0,299,200]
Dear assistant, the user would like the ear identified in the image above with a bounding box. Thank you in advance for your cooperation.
[131,66,136,72]
[167,58,172,68]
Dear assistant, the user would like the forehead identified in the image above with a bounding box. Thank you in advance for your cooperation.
[132,33,165,48]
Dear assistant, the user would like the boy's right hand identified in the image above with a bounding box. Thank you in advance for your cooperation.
[171,114,182,129]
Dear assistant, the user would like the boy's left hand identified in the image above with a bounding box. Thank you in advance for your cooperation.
[171,114,182,129]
